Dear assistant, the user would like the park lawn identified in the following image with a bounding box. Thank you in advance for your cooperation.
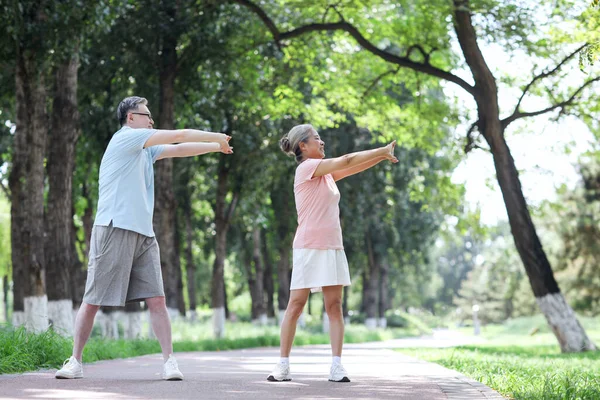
[0,321,419,375]
[398,316,600,400]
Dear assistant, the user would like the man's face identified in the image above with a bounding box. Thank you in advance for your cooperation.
[127,104,154,129]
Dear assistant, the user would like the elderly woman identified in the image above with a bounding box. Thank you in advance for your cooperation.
[269,124,397,383]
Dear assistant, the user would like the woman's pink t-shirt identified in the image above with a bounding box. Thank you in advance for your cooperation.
[292,158,343,250]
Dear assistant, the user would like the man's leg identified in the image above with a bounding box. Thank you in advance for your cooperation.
[145,296,172,361]
[73,302,101,362]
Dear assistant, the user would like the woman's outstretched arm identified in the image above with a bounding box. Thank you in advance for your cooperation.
[331,156,387,181]
[314,141,397,179]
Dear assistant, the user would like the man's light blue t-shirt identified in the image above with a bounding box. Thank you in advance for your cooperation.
[94,126,165,237]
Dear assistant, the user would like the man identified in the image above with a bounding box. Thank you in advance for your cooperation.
[55,96,233,380]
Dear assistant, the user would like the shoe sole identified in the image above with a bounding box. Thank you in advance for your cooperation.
[267,375,291,382]
[329,377,351,382]
[165,377,183,381]
[55,374,83,379]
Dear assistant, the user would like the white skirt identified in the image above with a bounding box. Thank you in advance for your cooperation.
[291,249,351,293]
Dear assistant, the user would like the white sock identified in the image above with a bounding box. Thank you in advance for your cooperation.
[332,356,341,365]
[279,357,289,366]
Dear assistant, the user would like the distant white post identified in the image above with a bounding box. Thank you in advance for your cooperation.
[472,304,480,336]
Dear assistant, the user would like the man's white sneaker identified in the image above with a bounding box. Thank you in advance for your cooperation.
[162,355,184,381]
[55,356,83,379]
[267,362,291,381]
[329,363,350,382]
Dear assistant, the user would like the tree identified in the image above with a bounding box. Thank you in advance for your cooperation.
[234,0,598,352]
[8,0,52,333]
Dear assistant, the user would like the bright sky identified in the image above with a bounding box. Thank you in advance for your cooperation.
[452,117,594,225]
[446,41,597,226]
[445,0,598,226]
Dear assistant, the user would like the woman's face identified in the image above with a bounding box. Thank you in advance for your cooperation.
[300,130,325,160]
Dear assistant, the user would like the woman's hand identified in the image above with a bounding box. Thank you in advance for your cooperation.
[219,135,233,154]
[383,140,398,163]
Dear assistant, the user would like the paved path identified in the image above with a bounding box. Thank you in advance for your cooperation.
[1,335,503,400]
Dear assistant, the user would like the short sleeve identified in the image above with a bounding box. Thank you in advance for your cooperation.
[149,145,165,163]
[294,158,322,186]
[116,128,157,153]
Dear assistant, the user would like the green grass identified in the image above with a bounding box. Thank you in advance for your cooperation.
[398,316,600,400]
[0,321,418,375]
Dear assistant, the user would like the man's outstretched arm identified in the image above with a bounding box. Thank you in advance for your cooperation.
[144,128,231,151]
[156,142,233,160]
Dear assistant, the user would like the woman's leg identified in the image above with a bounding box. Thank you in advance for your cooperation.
[322,285,344,356]
[280,288,310,357]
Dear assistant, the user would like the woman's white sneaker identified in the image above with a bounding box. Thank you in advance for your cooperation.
[162,355,184,380]
[267,362,292,381]
[55,356,83,379]
[329,363,350,382]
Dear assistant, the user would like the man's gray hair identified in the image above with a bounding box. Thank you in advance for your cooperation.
[117,96,148,126]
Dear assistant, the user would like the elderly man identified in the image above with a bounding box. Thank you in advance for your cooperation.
[56,96,232,381]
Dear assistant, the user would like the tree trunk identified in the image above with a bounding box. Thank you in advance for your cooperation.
[248,227,266,324]
[74,182,94,309]
[81,183,94,256]
[364,233,379,329]
[12,48,48,333]
[184,205,197,320]
[124,301,143,339]
[154,25,181,316]
[173,216,186,316]
[342,286,349,323]
[378,257,389,328]
[453,0,595,352]
[3,275,8,323]
[70,210,85,309]
[270,176,293,314]
[46,52,80,337]
[211,226,227,337]
[360,270,367,315]
[261,229,275,319]
[210,155,239,337]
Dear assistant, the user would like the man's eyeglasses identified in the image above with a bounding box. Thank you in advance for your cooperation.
[131,112,153,120]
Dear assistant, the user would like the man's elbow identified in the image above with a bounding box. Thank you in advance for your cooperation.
[173,129,187,143]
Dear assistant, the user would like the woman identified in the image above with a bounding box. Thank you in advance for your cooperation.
[268,124,397,383]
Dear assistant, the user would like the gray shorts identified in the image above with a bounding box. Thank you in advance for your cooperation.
[82,223,165,306]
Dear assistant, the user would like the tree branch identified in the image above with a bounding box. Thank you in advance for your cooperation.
[0,179,11,202]
[232,0,476,96]
[514,44,588,113]
[464,120,480,153]
[362,67,400,99]
[502,76,600,129]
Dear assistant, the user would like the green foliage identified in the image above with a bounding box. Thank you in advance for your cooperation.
[399,315,600,400]
[580,0,600,70]
[0,322,417,375]
[400,344,600,400]
[452,224,538,324]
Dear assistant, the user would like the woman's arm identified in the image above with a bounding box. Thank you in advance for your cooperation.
[331,156,387,182]
[313,141,397,178]
[156,142,232,160]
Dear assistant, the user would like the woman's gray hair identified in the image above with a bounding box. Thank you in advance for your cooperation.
[117,96,148,126]
[279,124,315,163]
